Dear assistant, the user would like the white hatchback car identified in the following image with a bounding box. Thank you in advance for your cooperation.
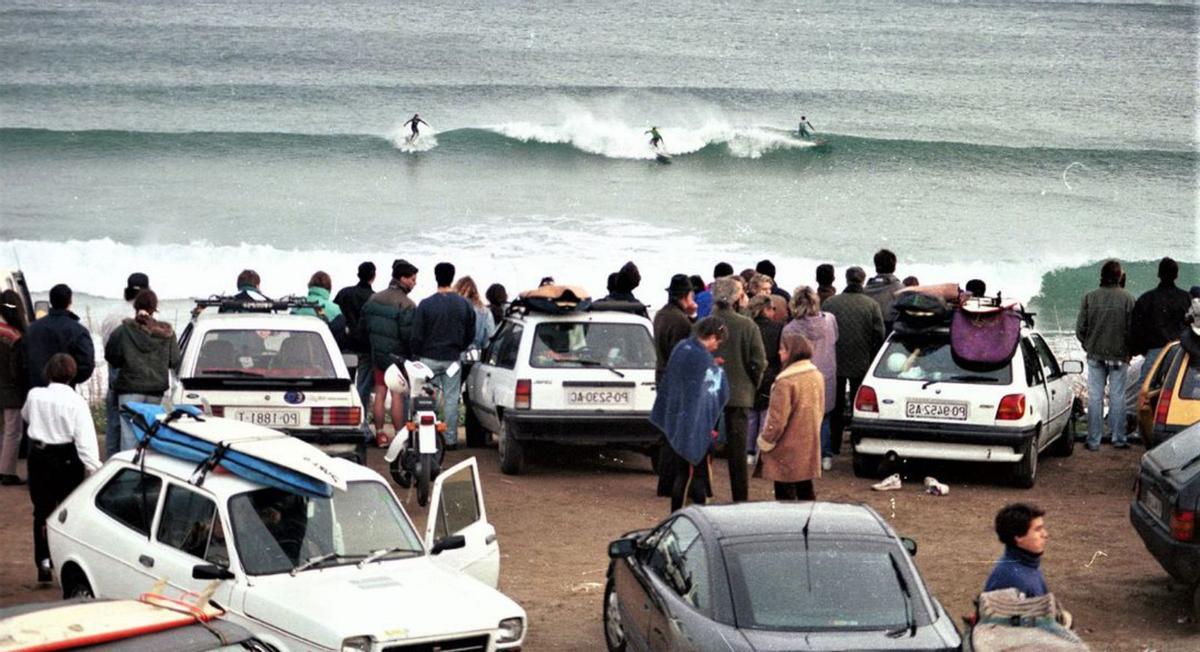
[465,304,660,475]
[851,326,1083,488]
[46,448,526,651]
[172,306,367,462]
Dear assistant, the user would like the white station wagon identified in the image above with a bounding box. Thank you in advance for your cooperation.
[851,325,1083,488]
[46,448,526,651]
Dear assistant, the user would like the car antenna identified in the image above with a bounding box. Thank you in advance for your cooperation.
[801,502,814,593]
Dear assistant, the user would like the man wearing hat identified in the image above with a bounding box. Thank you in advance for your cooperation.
[99,273,148,458]
[652,273,697,496]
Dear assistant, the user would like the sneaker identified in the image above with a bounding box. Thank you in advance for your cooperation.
[1085,444,1100,452]
[375,430,391,448]
[746,454,756,466]
[821,457,833,472]
[37,560,52,584]
[872,473,902,491]
[1113,440,1131,450]
[924,476,950,496]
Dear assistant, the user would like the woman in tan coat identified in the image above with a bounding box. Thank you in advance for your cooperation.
[756,330,824,500]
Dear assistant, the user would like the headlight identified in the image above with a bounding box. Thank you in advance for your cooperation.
[496,617,525,645]
[340,636,372,652]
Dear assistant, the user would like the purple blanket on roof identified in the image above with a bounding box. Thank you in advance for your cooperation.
[951,309,1021,366]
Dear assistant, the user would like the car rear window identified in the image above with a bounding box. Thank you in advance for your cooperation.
[194,329,335,378]
[724,539,918,631]
[872,332,1012,385]
[1178,357,1200,400]
[530,322,655,369]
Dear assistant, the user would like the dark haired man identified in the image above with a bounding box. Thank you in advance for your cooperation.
[1132,257,1190,386]
[335,261,377,408]
[864,249,903,331]
[756,259,792,304]
[815,263,835,305]
[696,262,733,319]
[361,259,419,445]
[822,266,885,455]
[984,503,1049,597]
[24,284,94,388]
[412,262,476,448]
[965,278,987,298]
[1076,259,1135,451]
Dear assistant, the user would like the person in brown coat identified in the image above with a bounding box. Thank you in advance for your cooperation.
[756,329,823,501]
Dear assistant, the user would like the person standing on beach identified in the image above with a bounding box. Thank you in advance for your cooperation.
[453,275,497,367]
[653,274,698,496]
[0,291,29,485]
[784,286,839,470]
[1131,257,1190,383]
[485,283,509,326]
[709,277,766,502]
[361,259,419,446]
[695,263,731,319]
[219,269,271,313]
[24,284,94,389]
[748,294,783,460]
[23,354,100,583]
[411,262,476,449]
[334,261,376,409]
[822,267,884,457]
[104,290,181,451]
[1076,259,1135,451]
[863,249,904,332]
[756,259,791,305]
[757,330,823,501]
[99,273,148,459]
[816,263,836,305]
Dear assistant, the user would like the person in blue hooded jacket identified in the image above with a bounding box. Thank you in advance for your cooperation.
[650,317,730,513]
[292,271,349,350]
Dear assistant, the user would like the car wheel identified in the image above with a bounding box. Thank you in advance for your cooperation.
[852,450,881,478]
[465,404,487,448]
[1011,441,1038,488]
[498,417,525,476]
[62,570,94,600]
[603,577,628,651]
[354,440,369,465]
[1050,412,1075,457]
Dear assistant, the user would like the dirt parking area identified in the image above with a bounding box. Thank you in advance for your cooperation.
[2,434,1197,650]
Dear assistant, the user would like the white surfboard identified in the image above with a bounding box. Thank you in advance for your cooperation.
[0,596,222,651]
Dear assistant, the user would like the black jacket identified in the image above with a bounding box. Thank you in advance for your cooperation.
[653,302,693,382]
[1132,282,1191,354]
[753,316,784,411]
[24,308,95,388]
[411,292,476,362]
[333,281,375,354]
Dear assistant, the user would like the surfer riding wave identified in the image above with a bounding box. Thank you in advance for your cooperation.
[403,113,430,142]
[646,126,664,151]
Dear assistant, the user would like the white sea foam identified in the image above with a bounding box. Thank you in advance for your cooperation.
[386,122,438,152]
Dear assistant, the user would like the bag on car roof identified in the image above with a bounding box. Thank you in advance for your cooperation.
[951,303,1022,368]
[892,292,950,334]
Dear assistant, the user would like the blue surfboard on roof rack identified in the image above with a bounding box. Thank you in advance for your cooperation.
[119,402,347,498]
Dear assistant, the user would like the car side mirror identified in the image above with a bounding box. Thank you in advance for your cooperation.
[192,563,235,580]
[901,537,918,557]
[342,353,358,370]
[1061,360,1084,375]
[608,537,638,559]
[431,534,466,555]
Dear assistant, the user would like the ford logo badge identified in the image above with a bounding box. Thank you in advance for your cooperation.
[284,390,305,405]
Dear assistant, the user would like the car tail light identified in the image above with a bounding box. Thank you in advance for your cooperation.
[211,406,225,417]
[1155,392,1172,426]
[310,407,362,426]
[1170,509,1195,542]
[996,394,1026,421]
[854,385,878,413]
[420,414,435,426]
[515,379,532,410]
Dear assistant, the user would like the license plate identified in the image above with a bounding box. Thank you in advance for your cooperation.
[565,388,631,406]
[906,400,968,421]
[230,408,302,427]
[1142,489,1164,520]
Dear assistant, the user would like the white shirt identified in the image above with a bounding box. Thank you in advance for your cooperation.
[21,383,101,472]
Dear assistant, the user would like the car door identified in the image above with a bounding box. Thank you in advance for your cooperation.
[1139,344,1181,439]
[89,467,166,598]
[1032,334,1072,438]
[1018,339,1050,449]
[148,482,237,609]
[643,516,711,652]
[425,457,501,588]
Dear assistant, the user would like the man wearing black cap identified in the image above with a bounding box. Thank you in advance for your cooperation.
[335,262,377,408]
[100,272,149,459]
[653,274,697,496]
[756,259,791,305]
[361,259,419,446]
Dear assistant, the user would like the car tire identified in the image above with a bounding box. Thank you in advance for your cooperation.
[1050,412,1076,457]
[603,576,628,652]
[852,450,881,478]
[465,404,487,448]
[1011,441,1038,488]
[498,417,525,475]
[62,569,94,600]
[354,440,369,465]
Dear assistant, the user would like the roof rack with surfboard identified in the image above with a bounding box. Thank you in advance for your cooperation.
[505,284,647,317]
[192,294,319,314]
[119,402,346,498]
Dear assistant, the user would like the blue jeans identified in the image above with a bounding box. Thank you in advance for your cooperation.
[118,393,161,451]
[820,413,833,458]
[746,408,768,453]
[104,369,121,459]
[355,358,373,409]
[420,358,462,446]
[1137,347,1163,390]
[1087,357,1128,448]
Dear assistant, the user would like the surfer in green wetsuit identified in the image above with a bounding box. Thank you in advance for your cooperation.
[403,113,429,142]
[646,126,664,150]
[797,116,815,138]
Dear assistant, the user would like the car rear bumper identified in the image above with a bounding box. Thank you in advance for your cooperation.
[1130,500,1200,585]
[280,427,367,456]
[506,409,660,445]
[852,419,1036,462]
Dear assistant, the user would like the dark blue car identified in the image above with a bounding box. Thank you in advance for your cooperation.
[604,502,962,651]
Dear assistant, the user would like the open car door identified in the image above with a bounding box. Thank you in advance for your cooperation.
[425,457,501,588]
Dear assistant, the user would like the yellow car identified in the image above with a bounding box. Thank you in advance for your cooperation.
[1138,340,1200,447]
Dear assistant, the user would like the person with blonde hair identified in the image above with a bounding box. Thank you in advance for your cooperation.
[784,285,839,470]
[757,330,823,500]
[747,273,774,299]
[454,276,497,363]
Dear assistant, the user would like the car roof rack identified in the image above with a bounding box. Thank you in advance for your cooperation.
[192,294,319,314]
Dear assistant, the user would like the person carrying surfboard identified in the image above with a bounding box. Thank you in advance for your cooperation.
[403,113,429,142]
[797,116,815,138]
[646,126,664,150]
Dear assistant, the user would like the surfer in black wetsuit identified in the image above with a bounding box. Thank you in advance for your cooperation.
[797,116,815,138]
[403,113,429,141]
[646,126,664,150]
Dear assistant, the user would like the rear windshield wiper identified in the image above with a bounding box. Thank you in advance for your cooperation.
[921,375,1000,390]
[885,554,917,638]
[1163,451,1200,477]
[199,368,265,378]
[358,546,423,567]
[574,359,626,378]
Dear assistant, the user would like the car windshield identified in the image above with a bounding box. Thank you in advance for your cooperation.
[530,322,655,369]
[194,329,335,379]
[872,332,1012,384]
[723,539,917,631]
[228,482,422,575]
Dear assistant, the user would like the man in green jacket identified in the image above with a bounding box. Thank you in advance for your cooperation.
[1076,259,1135,451]
[821,266,885,454]
[360,259,419,445]
[709,276,766,502]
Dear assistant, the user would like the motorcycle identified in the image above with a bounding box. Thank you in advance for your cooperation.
[382,359,453,506]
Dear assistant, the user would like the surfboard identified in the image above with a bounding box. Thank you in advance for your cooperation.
[0,596,222,652]
[121,403,346,497]
[655,152,672,165]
